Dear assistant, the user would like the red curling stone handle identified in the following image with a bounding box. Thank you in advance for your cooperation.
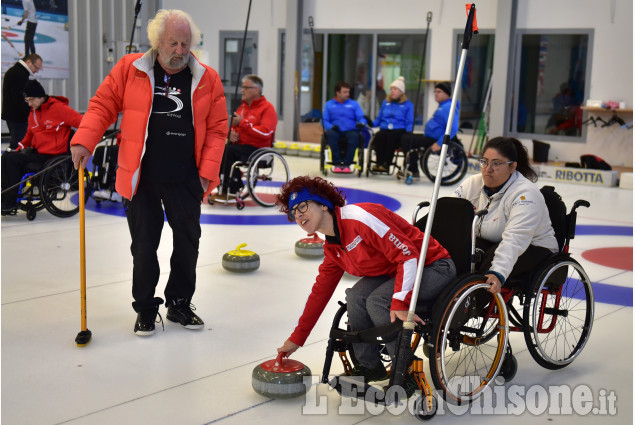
[260,352,304,373]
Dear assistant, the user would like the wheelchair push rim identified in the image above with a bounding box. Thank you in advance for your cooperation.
[246,150,290,207]
[40,156,90,218]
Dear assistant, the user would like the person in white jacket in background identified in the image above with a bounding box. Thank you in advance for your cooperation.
[453,137,558,294]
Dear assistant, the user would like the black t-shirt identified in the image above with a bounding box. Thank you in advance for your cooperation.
[141,63,198,182]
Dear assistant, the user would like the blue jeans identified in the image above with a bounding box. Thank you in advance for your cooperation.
[344,258,456,369]
[326,129,359,166]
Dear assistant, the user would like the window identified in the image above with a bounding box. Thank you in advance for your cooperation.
[375,34,427,126]
[510,31,591,139]
[297,30,427,135]
[453,32,495,131]
[219,31,258,116]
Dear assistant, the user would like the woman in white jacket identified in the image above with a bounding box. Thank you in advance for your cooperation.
[454,137,558,294]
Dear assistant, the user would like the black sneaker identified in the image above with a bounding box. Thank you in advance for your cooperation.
[134,308,163,336]
[347,363,390,382]
[166,299,204,329]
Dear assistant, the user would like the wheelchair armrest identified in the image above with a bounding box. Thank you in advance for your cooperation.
[572,199,590,211]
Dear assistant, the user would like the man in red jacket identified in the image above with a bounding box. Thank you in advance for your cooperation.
[1,79,82,214]
[209,74,277,202]
[69,9,228,336]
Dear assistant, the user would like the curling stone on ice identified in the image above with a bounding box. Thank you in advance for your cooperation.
[222,243,260,273]
[252,353,312,399]
[294,233,324,259]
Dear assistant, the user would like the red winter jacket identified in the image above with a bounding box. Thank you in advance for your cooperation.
[19,96,83,155]
[289,203,450,346]
[232,95,277,148]
[70,50,228,200]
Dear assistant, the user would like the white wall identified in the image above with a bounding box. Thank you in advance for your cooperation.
[162,0,633,166]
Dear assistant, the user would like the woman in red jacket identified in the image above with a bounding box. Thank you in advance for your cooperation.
[1,79,82,213]
[274,176,456,388]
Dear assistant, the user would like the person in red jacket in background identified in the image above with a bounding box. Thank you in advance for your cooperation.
[1,79,82,214]
[209,74,277,202]
[273,176,456,396]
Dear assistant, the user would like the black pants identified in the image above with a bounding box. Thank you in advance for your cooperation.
[125,177,203,312]
[475,238,553,283]
[219,143,257,193]
[6,121,28,150]
[1,150,55,207]
[399,133,436,173]
[373,129,405,167]
[24,22,37,55]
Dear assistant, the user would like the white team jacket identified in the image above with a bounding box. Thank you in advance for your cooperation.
[453,171,558,281]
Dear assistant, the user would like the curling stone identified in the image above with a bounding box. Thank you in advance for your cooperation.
[294,233,324,259]
[252,353,312,399]
[273,141,287,155]
[222,243,260,273]
[298,144,313,157]
[286,143,300,156]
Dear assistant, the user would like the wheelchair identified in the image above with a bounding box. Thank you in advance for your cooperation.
[319,130,365,177]
[365,130,406,177]
[7,154,90,221]
[212,146,290,210]
[89,129,120,203]
[321,188,592,418]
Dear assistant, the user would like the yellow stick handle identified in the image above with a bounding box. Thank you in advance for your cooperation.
[78,165,87,332]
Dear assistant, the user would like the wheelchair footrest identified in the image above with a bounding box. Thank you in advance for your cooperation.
[329,375,389,405]
[329,321,403,344]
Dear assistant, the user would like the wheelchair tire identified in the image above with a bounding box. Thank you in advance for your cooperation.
[428,275,509,405]
[420,141,468,186]
[413,395,437,421]
[246,150,290,207]
[522,257,594,370]
[26,207,36,221]
[39,156,90,218]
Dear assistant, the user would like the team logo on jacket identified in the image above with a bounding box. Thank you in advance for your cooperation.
[346,235,362,251]
[388,233,411,255]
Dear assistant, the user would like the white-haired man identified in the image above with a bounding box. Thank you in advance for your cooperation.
[70,9,228,336]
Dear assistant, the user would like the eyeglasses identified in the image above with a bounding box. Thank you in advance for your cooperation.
[478,159,514,170]
[289,200,310,220]
[241,86,258,90]
[164,73,172,97]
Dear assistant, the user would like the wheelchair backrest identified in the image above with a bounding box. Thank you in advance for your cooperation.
[414,197,474,275]
[540,186,567,251]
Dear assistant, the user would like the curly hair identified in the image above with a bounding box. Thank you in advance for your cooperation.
[147,9,201,50]
[275,176,346,221]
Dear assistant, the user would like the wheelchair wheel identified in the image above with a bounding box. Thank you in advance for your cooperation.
[420,141,467,186]
[39,156,90,218]
[522,258,594,370]
[429,276,509,405]
[246,150,290,207]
